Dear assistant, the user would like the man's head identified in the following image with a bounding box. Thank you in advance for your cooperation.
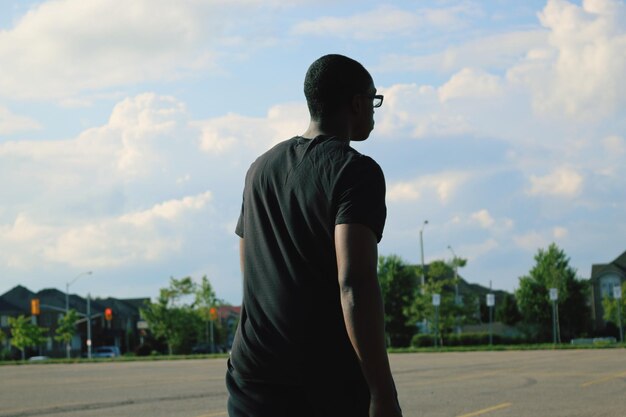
[304,54,379,141]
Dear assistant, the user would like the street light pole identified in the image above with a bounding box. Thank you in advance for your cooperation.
[87,293,92,359]
[65,271,92,358]
[66,271,93,313]
[419,220,429,291]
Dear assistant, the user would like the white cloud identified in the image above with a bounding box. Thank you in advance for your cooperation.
[470,209,495,229]
[196,102,308,155]
[508,0,626,119]
[449,210,513,235]
[0,93,204,270]
[380,30,548,73]
[603,135,625,155]
[0,91,314,276]
[376,83,473,139]
[0,93,192,190]
[528,167,583,197]
[0,192,212,270]
[0,0,218,100]
[0,0,299,101]
[43,192,212,268]
[387,182,421,202]
[513,226,569,252]
[438,68,504,102]
[121,192,211,227]
[461,238,499,260]
[513,231,550,251]
[0,106,41,134]
[387,172,468,204]
[292,6,422,40]
[292,4,480,40]
[553,226,568,239]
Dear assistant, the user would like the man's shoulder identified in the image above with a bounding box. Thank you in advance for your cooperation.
[248,137,297,167]
[343,148,383,174]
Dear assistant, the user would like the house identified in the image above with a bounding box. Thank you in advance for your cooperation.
[0,285,148,358]
[589,251,626,331]
[217,305,241,349]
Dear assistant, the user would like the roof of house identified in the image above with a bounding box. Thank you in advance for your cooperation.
[613,251,626,271]
[591,250,626,280]
[0,285,151,317]
[0,285,35,313]
[218,305,241,314]
[92,297,146,316]
[0,298,21,314]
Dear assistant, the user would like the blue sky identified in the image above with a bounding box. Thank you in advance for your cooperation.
[1,0,624,304]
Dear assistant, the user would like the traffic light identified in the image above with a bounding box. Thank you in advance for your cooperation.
[104,307,113,321]
[31,298,40,315]
[209,307,218,321]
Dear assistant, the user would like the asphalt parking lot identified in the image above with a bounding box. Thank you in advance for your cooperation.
[1,349,625,417]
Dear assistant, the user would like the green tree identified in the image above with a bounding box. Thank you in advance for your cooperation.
[194,275,221,347]
[496,293,522,325]
[55,309,79,359]
[0,327,6,359]
[515,243,590,342]
[409,260,473,343]
[8,315,46,360]
[602,282,625,336]
[377,255,419,347]
[141,277,203,355]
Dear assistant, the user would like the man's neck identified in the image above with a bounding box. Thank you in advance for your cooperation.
[301,118,351,140]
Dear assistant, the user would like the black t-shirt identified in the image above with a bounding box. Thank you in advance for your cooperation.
[232,135,386,384]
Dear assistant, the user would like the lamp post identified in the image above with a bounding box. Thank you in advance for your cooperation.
[65,271,93,313]
[419,220,429,290]
[65,271,92,358]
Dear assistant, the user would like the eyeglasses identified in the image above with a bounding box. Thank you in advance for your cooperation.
[366,94,384,108]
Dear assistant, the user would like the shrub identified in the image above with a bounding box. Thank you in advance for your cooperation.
[411,332,529,347]
[134,343,153,357]
[411,334,435,347]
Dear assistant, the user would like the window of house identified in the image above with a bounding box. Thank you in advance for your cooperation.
[600,274,622,297]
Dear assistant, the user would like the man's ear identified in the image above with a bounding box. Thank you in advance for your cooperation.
[351,94,363,114]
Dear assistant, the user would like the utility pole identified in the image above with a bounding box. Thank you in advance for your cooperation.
[419,220,428,291]
[65,271,92,358]
[419,220,429,334]
[87,294,92,359]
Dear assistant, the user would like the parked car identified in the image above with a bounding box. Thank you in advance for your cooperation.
[28,356,50,361]
[92,346,121,358]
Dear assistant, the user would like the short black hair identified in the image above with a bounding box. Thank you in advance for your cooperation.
[304,54,373,120]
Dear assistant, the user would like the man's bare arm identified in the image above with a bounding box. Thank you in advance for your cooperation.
[335,223,401,416]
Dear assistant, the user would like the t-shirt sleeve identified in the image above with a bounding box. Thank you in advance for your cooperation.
[334,156,387,242]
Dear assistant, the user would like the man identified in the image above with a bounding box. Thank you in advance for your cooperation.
[227,54,402,417]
